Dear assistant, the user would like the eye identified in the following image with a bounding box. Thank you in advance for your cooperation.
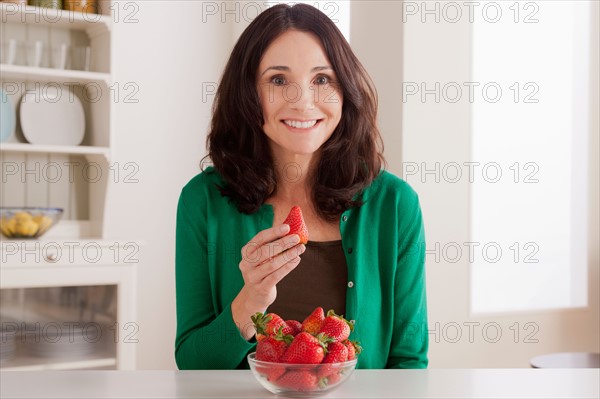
[270,76,286,85]
[315,75,330,85]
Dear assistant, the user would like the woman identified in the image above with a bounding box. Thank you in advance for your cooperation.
[175,3,428,370]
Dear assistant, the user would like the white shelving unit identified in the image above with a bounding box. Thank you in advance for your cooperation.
[1,0,113,233]
[1,1,138,370]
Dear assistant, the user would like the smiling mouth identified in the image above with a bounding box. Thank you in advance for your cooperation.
[281,119,323,129]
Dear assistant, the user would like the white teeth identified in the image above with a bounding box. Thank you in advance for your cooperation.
[284,120,318,129]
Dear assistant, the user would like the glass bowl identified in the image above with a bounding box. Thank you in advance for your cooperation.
[247,352,357,397]
[0,207,63,239]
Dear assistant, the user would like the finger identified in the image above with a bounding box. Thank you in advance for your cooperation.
[256,243,305,276]
[243,224,290,258]
[243,243,304,284]
[242,234,300,266]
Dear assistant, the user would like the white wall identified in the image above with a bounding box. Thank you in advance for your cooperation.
[107,0,232,369]
[352,1,599,367]
[349,1,404,174]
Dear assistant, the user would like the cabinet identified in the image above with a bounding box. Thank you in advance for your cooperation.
[0,240,137,370]
[0,1,139,370]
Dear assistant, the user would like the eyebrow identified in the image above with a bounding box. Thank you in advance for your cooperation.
[260,65,332,77]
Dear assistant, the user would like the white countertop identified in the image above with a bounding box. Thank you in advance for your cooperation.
[1,369,598,398]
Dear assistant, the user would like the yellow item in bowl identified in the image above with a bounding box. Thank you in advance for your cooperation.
[0,208,63,239]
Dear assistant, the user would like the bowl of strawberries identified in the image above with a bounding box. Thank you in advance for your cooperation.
[248,307,361,397]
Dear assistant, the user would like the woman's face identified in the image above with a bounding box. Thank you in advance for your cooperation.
[257,30,343,159]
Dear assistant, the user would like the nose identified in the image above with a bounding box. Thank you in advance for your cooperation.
[289,81,315,112]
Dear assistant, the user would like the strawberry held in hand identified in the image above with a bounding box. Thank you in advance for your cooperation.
[283,206,309,244]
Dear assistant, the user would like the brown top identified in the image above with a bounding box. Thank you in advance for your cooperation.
[267,240,348,322]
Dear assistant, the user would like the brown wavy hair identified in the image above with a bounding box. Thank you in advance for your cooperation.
[203,3,385,221]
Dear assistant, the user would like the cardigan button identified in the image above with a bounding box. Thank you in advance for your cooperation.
[347,281,354,288]
[347,247,353,254]
[342,215,348,222]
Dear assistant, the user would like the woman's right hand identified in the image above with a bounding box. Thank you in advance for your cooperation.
[231,224,306,340]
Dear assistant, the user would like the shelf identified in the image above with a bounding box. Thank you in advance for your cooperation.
[0,64,111,85]
[0,142,110,161]
[0,2,111,37]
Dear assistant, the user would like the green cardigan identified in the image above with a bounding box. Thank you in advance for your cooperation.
[175,166,428,369]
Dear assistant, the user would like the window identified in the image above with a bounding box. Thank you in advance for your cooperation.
[470,1,591,313]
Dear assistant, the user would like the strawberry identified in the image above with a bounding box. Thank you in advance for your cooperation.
[251,312,293,339]
[324,372,341,386]
[280,332,332,364]
[267,365,287,383]
[255,359,287,382]
[318,341,349,379]
[285,320,302,336]
[322,341,349,364]
[319,309,353,342]
[276,370,319,391]
[283,206,309,244]
[261,365,287,382]
[301,307,325,335]
[342,339,362,360]
[255,327,293,362]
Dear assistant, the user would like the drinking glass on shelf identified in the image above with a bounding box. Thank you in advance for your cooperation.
[70,45,91,71]
[51,43,69,69]
[0,39,18,65]
[26,40,45,68]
